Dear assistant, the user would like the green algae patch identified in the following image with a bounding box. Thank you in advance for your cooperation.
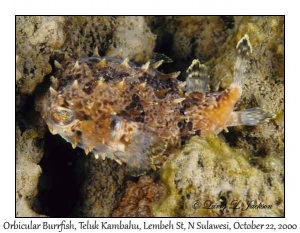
[153,136,284,217]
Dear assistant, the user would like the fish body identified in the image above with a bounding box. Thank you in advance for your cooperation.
[36,35,273,176]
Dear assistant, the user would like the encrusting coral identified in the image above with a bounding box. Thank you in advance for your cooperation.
[107,16,156,62]
[16,128,45,217]
[112,176,167,217]
[153,136,283,217]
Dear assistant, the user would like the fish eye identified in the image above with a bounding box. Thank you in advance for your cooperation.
[50,106,75,126]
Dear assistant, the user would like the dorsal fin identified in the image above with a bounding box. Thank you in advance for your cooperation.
[185,59,209,94]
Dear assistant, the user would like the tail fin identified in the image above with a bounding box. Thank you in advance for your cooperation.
[227,108,275,127]
[185,59,210,94]
[233,34,252,86]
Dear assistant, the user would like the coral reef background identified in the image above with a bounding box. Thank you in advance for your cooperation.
[16,16,284,217]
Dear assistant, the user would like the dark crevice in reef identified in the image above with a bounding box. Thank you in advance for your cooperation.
[32,132,87,217]
[16,94,37,133]
[147,18,187,80]
[153,31,183,78]
[222,128,241,148]
[220,16,235,30]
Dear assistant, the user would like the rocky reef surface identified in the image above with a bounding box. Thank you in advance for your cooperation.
[16,16,284,217]
[153,136,283,217]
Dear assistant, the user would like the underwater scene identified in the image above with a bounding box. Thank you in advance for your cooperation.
[16,16,284,217]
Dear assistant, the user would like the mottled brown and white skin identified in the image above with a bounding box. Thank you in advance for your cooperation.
[36,35,273,176]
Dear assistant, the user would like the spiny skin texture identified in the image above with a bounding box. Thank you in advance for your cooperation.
[36,35,272,176]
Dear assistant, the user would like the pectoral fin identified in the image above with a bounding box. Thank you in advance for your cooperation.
[115,130,167,176]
